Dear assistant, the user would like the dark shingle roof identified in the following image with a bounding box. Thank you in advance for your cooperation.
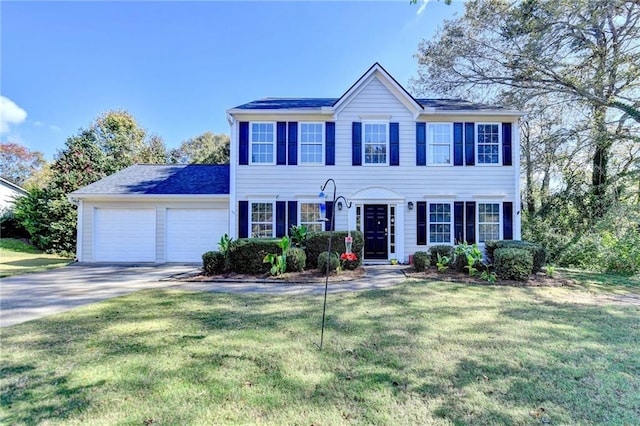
[71,164,229,196]
[232,97,505,111]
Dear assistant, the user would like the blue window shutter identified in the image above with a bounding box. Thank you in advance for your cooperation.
[453,123,463,166]
[416,122,426,166]
[454,202,464,244]
[390,122,400,166]
[276,201,286,237]
[287,201,298,234]
[465,201,476,244]
[502,123,512,166]
[417,201,427,245]
[325,201,334,231]
[238,201,248,238]
[239,122,249,165]
[288,122,298,166]
[352,122,362,166]
[276,122,287,165]
[325,122,335,165]
[503,201,513,240]
[464,122,475,166]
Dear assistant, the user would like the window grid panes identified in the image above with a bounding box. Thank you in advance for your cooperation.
[300,202,323,233]
[477,124,500,164]
[364,123,387,164]
[251,123,274,164]
[427,123,452,164]
[300,123,323,164]
[251,202,273,238]
[478,203,500,242]
[429,203,451,243]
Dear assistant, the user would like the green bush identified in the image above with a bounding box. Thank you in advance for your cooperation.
[429,245,453,266]
[413,251,430,272]
[286,247,306,272]
[228,238,282,274]
[494,248,533,281]
[305,231,364,269]
[318,251,340,274]
[485,240,546,273]
[202,251,226,275]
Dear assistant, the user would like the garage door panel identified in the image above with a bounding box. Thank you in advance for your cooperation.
[166,209,227,262]
[94,209,156,262]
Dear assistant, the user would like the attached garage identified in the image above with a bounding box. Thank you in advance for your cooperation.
[166,208,227,262]
[69,164,230,263]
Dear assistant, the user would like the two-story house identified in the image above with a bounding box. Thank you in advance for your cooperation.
[70,63,523,263]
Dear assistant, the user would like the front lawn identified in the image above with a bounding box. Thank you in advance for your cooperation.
[1,280,639,424]
[0,238,72,277]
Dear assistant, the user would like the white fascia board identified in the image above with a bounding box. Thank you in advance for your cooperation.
[69,194,229,202]
[418,110,527,117]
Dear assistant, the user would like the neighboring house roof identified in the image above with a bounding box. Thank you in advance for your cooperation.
[0,177,28,195]
[70,164,230,196]
[229,62,515,114]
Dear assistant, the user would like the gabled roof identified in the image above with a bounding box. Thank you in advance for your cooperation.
[233,98,336,110]
[0,177,28,195]
[70,164,230,197]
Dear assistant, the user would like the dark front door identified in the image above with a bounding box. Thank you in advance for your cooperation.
[364,204,388,259]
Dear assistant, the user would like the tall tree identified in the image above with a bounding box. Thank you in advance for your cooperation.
[169,132,230,164]
[0,142,46,186]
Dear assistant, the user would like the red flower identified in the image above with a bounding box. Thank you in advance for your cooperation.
[340,253,357,261]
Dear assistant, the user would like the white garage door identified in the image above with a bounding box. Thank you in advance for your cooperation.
[166,209,228,262]
[94,209,156,262]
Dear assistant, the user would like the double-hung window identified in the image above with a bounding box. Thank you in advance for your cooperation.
[363,122,388,165]
[478,203,500,242]
[250,122,275,164]
[428,203,452,243]
[476,123,500,165]
[250,202,274,238]
[299,123,324,165]
[427,123,453,165]
[299,202,324,233]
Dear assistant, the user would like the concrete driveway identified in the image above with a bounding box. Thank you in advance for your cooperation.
[0,264,199,327]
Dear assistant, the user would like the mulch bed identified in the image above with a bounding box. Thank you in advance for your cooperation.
[405,267,574,287]
[182,267,367,283]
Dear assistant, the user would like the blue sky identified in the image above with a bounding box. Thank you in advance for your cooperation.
[1,1,464,160]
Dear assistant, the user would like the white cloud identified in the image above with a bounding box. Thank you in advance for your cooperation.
[417,0,430,15]
[0,96,27,134]
[49,125,61,132]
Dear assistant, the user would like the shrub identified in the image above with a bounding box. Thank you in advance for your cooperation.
[429,245,453,266]
[486,240,546,273]
[340,252,359,271]
[286,247,306,272]
[228,238,282,274]
[494,248,533,281]
[318,251,340,274]
[453,242,483,275]
[306,231,364,269]
[202,251,225,275]
[413,251,430,272]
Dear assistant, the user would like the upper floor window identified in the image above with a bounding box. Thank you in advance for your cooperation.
[251,202,274,238]
[299,123,324,164]
[300,202,324,233]
[478,203,500,242]
[363,122,388,165]
[429,202,452,243]
[427,123,452,165]
[250,122,275,164]
[476,123,500,165]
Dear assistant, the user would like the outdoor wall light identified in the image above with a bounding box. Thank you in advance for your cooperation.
[337,201,343,210]
[408,201,414,210]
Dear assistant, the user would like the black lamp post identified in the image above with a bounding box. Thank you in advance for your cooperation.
[318,178,352,350]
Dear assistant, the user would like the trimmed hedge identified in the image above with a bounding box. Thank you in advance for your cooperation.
[228,238,282,274]
[429,245,453,266]
[318,251,340,274]
[305,231,364,269]
[485,240,547,273]
[494,247,533,281]
[413,251,430,272]
[286,247,306,272]
[202,251,225,276]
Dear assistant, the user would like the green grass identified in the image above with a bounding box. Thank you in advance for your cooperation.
[2,279,639,425]
[0,238,72,277]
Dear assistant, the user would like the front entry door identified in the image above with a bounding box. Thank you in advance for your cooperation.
[364,204,388,259]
